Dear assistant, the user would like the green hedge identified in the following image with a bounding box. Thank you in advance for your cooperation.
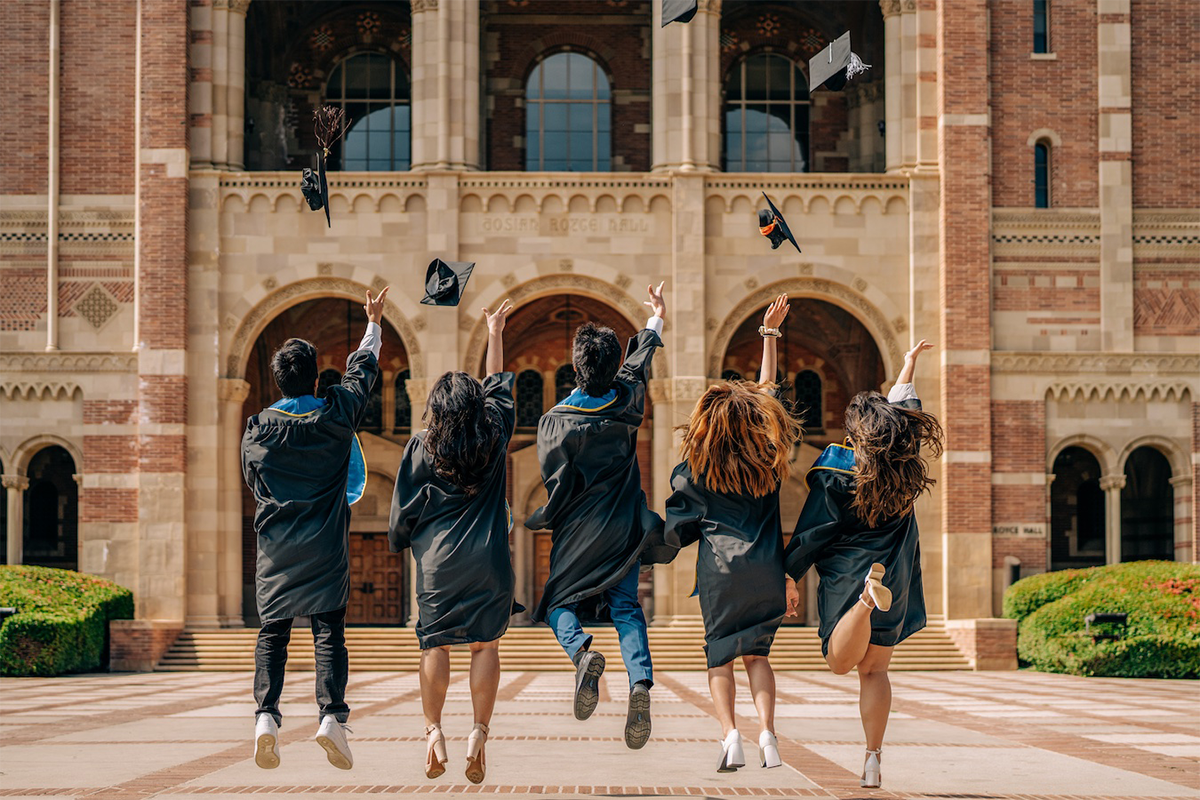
[1003,561,1200,678]
[0,566,134,677]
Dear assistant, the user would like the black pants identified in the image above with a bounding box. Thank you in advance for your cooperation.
[254,606,350,726]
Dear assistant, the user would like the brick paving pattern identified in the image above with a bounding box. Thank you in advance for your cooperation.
[1,670,1196,800]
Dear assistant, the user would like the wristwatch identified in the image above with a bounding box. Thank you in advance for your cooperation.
[758,326,782,338]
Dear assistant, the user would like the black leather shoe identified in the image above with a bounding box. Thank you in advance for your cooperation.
[624,682,652,749]
[573,650,605,721]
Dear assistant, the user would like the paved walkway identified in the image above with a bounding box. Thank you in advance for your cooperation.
[1,669,1197,799]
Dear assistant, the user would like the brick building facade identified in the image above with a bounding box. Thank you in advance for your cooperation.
[1,0,1196,638]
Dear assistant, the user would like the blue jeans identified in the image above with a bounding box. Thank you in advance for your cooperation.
[547,562,653,690]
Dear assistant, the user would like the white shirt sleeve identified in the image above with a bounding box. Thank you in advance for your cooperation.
[358,322,382,359]
[645,315,664,336]
[887,382,919,404]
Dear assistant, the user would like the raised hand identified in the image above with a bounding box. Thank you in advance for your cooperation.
[364,286,389,325]
[644,281,667,320]
[905,339,934,364]
[763,293,790,329]
[483,298,514,335]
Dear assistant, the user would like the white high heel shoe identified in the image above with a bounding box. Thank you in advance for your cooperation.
[424,723,447,779]
[465,723,489,784]
[758,730,782,769]
[863,563,892,612]
[717,728,745,773]
[861,747,882,788]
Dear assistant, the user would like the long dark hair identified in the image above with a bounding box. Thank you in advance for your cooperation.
[423,371,500,496]
[844,391,944,527]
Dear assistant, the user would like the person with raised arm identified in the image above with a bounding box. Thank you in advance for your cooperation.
[526,282,668,750]
[663,294,803,773]
[388,299,519,785]
[243,287,389,773]
[783,339,943,789]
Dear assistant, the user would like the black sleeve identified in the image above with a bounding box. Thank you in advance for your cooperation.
[615,328,663,388]
[240,423,255,489]
[784,470,850,581]
[660,462,706,554]
[388,438,426,553]
[524,416,575,531]
[483,371,517,443]
[329,349,380,430]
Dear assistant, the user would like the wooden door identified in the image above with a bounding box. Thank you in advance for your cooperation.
[532,531,552,610]
[347,533,405,625]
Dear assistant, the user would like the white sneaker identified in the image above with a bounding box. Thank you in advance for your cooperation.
[315,716,354,770]
[254,714,280,770]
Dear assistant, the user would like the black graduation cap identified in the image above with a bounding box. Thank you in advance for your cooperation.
[661,0,697,26]
[809,32,872,92]
[300,157,330,228]
[421,258,476,307]
[758,192,800,254]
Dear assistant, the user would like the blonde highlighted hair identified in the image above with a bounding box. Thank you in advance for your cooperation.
[678,381,803,498]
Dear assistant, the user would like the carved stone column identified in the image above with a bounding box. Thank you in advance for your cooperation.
[410,0,480,171]
[899,0,918,171]
[880,0,903,172]
[1100,474,1126,565]
[1169,475,1193,563]
[218,378,251,626]
[1098,2,1134,351]
[226,0,249,170]
[3,476,29,565]
[651,0,721,171]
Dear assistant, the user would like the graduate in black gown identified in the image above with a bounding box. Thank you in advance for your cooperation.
[242,287,389,773]
[525,282,667,750]
[388,299,517,785]
[784,339,943,789]
[664,295,802,773]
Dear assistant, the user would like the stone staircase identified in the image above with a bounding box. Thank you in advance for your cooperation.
[158,619,971,671]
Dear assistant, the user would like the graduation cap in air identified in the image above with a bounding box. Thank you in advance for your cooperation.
[421,258,476,307]
[809,32,872,92]
[300,106,350,228]
[758,192,801,254]
[661,0,697,26]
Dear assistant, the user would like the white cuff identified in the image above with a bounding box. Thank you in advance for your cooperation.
[645,316,664,336]
[358,322,382,359]
[887,382,919,404]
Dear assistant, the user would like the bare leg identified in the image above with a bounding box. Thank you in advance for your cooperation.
[706,663,737,737]
[857,645,894,750]
[420,646,451,727]
[467,640,501,727]
[825,595,875,675]
[741,655,776,735]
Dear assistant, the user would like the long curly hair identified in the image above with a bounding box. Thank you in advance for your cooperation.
[423,371,501,496]
[844,391,944,527]
[678,381,803,498]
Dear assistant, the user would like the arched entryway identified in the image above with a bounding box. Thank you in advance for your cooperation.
[720,297,887,625]
[496,294,655,621]
[240,297,411,626]
[1049,446,1106,571]
[1121,446,1173,561]
[23,446,79,571]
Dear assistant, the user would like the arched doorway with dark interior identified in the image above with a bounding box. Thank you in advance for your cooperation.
[1121,446,1174,562]
[1049,446,1106,571]
[491,294,655,621]
[23,446,78,571]
[240,297,410,627]
[720,297,887,624]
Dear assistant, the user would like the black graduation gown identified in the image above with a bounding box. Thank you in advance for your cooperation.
[388,373,519,649]
[526,328,666,624]
[664,462,787,668]
[241,349,380,623]
[783,443,926,654]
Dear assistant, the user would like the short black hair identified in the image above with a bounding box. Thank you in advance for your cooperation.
[572,323,621,397]
[271,338,319,398]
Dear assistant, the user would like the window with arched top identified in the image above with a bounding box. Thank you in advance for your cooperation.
[525,52,612,171]
[361,376,384,433]
[317,369,342,399]
[724,53,810,172]
[325,52,411,171]
[794,370,823,428]
[516,370,545,429]
[555,364,578,403]
[23,446,78,571]
[393,369,411,431]
[1034,141,1050,208]
[1121,447,1173,561]
[1050,446,1105,571]
[1033,0,1050,53]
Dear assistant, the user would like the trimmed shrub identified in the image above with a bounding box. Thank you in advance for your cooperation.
[1003,561,1200,678]
[0,566,134,677]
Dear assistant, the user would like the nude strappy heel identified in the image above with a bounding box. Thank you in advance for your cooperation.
[863,563,892,612]
[424,723,447,779]
[465,722,489,784]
